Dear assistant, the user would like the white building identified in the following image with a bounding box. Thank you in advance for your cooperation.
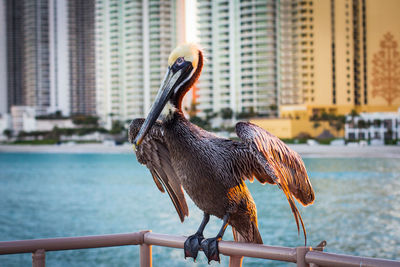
[0,0,6,115]
[10,106,37,133]
[9,106,77,135]
[35,119,76,132]
[95,0,185,128]
[345,109,400,142]
[48,0,70,116]
[196,0,278,117]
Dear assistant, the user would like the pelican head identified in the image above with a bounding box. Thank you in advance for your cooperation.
[133,43,203,147]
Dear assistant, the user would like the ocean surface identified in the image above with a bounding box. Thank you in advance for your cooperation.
[0,153,399,266]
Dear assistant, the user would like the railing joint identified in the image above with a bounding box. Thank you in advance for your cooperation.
[296,246,311,267]
[138,230,151,245]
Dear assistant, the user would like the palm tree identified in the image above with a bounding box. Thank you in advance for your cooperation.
[3,129,12,139]
[312,122,321,135]
[220,108,233,120]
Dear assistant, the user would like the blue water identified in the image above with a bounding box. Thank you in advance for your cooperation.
[0,153,399,266]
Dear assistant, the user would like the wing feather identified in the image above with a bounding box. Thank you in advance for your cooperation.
[236,122,315,244]
[129,119,189,222]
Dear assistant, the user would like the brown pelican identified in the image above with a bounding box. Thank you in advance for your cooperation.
[129,44,314,263]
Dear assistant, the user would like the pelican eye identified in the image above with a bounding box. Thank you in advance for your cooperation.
[176,57,184,65]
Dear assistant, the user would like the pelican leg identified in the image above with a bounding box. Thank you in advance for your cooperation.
[184,212,210,261]
[201,213,230,264]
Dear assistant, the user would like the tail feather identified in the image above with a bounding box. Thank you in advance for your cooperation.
[232,221,263,244]
[232,227,245,243]
[283,184,307,246]
[273,164,307,246]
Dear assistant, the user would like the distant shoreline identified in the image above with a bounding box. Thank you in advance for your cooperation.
[0,143,134,155]
[288,144,400,158]
[1,143,399,158]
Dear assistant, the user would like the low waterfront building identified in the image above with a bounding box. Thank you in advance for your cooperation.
[345,109,400,143]
[10,106,36,133]
[9,106,76,134]
[250,117,343,140]
[35,118,76,132]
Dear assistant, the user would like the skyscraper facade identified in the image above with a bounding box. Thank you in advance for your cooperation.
[197,0,400,121]
[4,0,96,117]
[23,0,51,116]
[95,0,185,125]
[49,0,70,116]
[0,0,8,115]
[280,0,400,120]
[5,0,26,112]
[69,0,96,116]
[276,0,301,106]
[196,0,278,117]
[252,0,400,139]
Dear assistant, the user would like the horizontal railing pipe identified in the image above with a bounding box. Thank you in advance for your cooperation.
[0,231,399,267]
[305,251,400,267]
[219,240,296,262]
[0,232,145,255]
[143,232,185,249]
[143,232,297,262]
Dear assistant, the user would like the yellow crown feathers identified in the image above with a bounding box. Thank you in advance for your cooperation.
[168,43,200,69]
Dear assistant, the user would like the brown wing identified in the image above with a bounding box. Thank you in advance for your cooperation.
[129,119,189,222]
[236,122,315,244]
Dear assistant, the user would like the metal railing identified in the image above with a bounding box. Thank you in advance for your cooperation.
[0,231,399,267]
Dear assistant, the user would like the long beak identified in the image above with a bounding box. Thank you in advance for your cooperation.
[133,67,179,148]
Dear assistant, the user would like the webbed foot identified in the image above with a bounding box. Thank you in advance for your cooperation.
[201,237,220,264]
[184,233,204,261]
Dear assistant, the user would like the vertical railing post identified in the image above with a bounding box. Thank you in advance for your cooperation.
[140,231,152,267]
[296,247,310,267]
[32,249,45,267]
[140,244,152,267]
[229,255,243,267]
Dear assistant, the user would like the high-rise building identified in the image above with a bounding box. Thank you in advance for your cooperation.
[69,0,96,116]
[4,0,96,117]
[5,0,26,112]
[197,0,400,123]
[95,0,185,125]
[280,0,400,120]
[276,0,301,106]
[49,0,70,116]
[23,0,51,116]
[0,0,7,115]
[196,0,278,117]
[253,0,400,139]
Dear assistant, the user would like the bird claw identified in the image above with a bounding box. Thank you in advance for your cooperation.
[184,233,204,261]
[201,237,220,264]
